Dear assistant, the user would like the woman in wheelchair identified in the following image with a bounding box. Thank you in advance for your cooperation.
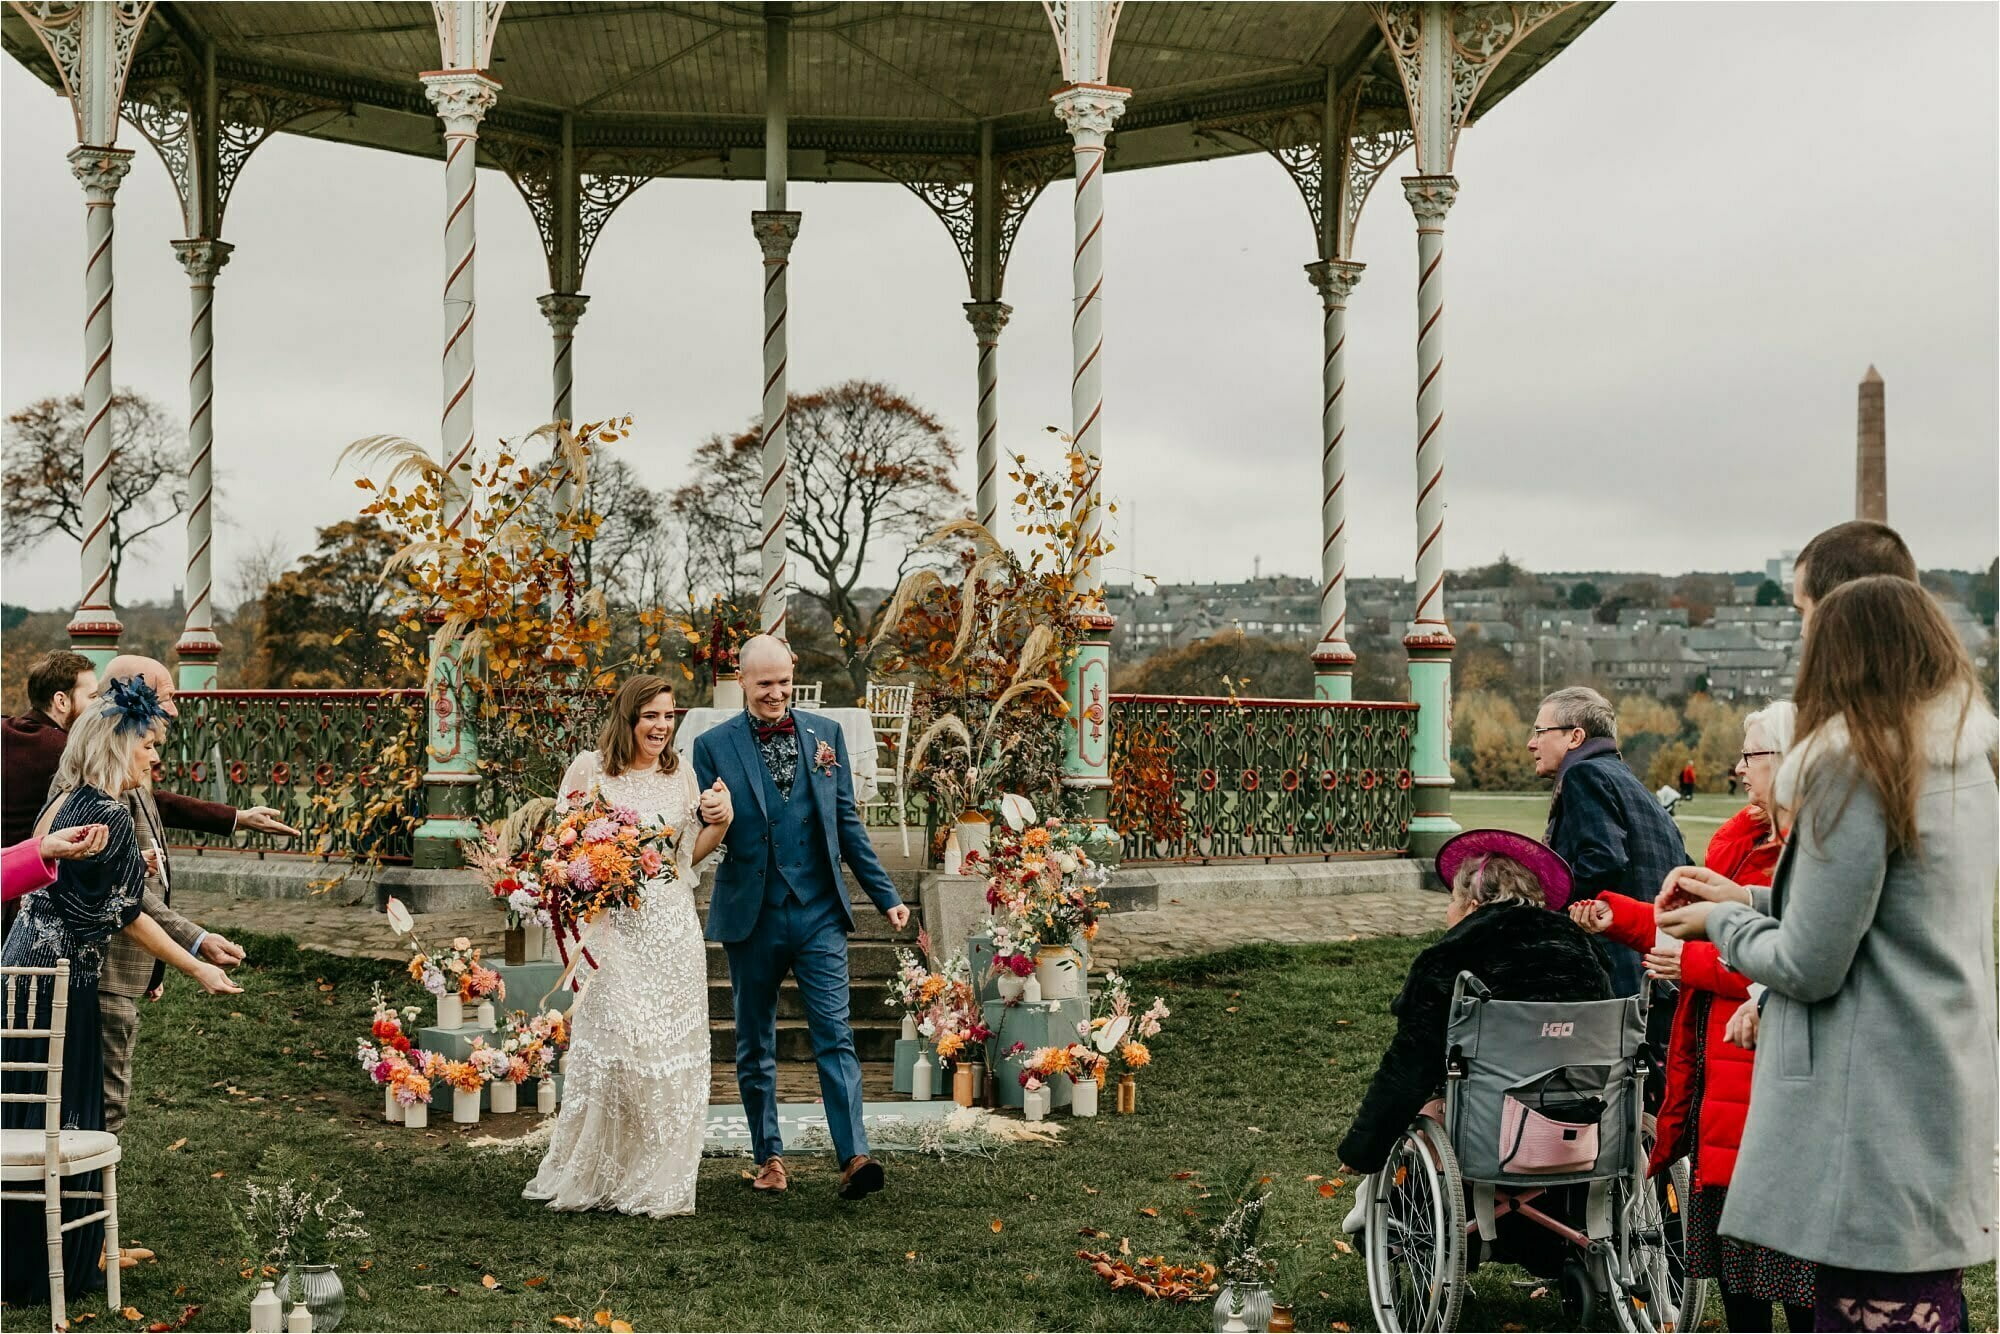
[1336,830,1610,1176]
[1568,702,1814,1332]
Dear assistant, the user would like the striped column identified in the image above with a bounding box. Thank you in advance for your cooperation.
[1401,173,1461,853]
[65,146,134,666]
[751,211,802,640]
[1306,258,1365,702]
[1052,84,1127,812]
[414,71,498,870]
[172,239,234,690]
[963,301,1012,531]
[421,72,500,539]
[538,292,590,531]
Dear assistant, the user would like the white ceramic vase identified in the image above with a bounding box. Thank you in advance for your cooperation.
[453,1087,480,1124]
[911,1051,934,1101]
[404,1100,429,1129]
[1035,945,1082,1001]
[475,999,496,1029]
[1021,973,1042,1005]
[489,1080,518,1114]
[712,675,744,710]
[900,1013,918,1042]
[996,972,1025,1003]
[383,1087,401,1123]
[537,1078,557,1114]
[1023,1084,1050,1122]
[436,993,463,1029]
[1071,1076,1099,1118]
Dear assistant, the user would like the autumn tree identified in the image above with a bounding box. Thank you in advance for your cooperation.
[1115,633,1315,700]
[1453,690,1537,791]
[672,380,964,698]
[2,390,191,608]
[256,518,416,687]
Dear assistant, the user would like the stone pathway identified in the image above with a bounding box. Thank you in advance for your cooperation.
[1088,889,1440,971]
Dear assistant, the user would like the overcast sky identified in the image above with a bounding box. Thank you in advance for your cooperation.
[3,2,1995,615]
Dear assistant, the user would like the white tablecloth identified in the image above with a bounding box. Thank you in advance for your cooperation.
[675,706,880,802]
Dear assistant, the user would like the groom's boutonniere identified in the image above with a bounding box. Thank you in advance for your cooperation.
[813,739,840,777]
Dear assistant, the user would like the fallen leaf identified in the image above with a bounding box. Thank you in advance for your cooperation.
[594,1312,613,1328]
[481,1275,499,1290]
[525,1276,547,1287]
[122,1307,142,1321]
[1118,1237,1132,1256]
[904,1251,918,1260]
[317,983,334,993]
[165,1138,187,1152]
[357,1261,375,1273]
[1317,1182,1336,1198]
[611,1324,634,1333]
[1331,1324,1352,1332]
[552,1319,585,1331]
[990,1219,1004,1233]
[1304,1174,1323,1182]
[1170,1170,1195,1180]
[1502,1325,1526,1332]
[1138,1207,1159,1217]
[1224,1006,1239,1013]
[209,1171,226,1179]
[1333,1239,1355,1255]
[1082,1185,1099,1195]
[1529,1286,1549,1300]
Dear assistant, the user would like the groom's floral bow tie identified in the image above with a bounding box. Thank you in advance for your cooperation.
[751,713,796,743]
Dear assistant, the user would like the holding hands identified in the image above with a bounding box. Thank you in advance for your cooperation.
[1655,866,1753,941]
[1644,934,1684,981]
[699,778,734,827]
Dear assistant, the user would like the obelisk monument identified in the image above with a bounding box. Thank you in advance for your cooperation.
[1856,365,1887,522]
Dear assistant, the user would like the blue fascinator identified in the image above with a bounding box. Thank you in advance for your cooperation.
[103,676,171,735]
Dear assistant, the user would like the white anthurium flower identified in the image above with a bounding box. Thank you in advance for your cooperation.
[384,897,414,936]
[1000,793,1037,832]
[1094,1014,1131,1054]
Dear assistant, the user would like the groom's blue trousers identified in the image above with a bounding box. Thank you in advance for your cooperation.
[724,892,869,1167]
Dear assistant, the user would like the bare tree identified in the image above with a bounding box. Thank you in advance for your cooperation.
[672,380,965,697]
[524,445,678,610]
[2,390,191,608]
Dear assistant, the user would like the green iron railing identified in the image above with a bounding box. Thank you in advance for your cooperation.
[1109,693,1418,862]
[161,690,427,862]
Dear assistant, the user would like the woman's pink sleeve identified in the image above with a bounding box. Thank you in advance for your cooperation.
[1,838,57,903]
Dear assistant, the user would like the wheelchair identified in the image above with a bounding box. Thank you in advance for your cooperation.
[1360,973,1704,1332]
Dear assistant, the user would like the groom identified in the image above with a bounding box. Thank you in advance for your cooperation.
[692,634,908,1200]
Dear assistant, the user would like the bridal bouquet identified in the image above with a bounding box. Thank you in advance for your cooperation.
[537,791,679,937]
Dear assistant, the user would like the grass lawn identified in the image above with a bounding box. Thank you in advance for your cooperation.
[1453,791,1733,864]
[9,931,1993,1332]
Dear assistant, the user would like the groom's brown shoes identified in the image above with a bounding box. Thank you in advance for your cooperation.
[838,1154,884,1200]
[751,1156,788,1192]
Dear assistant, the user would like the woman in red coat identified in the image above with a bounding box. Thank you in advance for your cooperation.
[1570,703,1812,1333]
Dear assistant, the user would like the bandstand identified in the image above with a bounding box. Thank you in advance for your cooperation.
[4,1,1605,862]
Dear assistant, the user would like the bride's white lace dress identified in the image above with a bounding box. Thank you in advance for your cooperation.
[523,750,707,1216]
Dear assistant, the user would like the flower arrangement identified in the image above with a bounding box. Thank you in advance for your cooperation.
[1080,970,1170,1075]
[537,790,679,948]
[891,931,988,1061]
[986,920,1039,980]
[969,797,1116,950]
[1012,1043,1075,1093]
[439,1059,486,1094]
[1066,1041,1110,1087]
[403,935,480,999]
[388,1065,431,1108]
[503,1008,570,1077]
[463,797,558,930]
[363,984,418,1057]
[231,1176,369,1271]
[1184,1167,1277,1289]
[884,946,936,1020]
[458,963,505,1004]
[683,593,758,688]
[465,1038,513,1085]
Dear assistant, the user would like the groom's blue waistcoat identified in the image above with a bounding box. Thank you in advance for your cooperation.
[758,747,837,908]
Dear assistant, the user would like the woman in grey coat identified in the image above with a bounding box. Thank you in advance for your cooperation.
[1661,576,1998,1333]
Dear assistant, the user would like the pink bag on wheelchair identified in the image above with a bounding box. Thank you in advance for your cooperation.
[1498,1068,1606,1174]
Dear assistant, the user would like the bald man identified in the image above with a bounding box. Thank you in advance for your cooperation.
[692,634,907,1200]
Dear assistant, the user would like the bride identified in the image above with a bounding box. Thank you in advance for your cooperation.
[524,673,731,1216]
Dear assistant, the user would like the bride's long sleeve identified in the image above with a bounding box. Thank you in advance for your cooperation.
[555,751,598,813]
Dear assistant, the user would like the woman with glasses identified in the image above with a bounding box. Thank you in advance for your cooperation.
[1569,702,1813,1331]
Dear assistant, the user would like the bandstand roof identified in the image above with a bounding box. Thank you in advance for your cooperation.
[4,2,1608,182]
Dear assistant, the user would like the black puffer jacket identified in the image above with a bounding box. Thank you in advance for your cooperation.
[1337,902,1613,1173]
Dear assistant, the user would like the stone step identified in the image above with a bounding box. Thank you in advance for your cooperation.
[707,1060,897,1105]
[708,979,890,1023]
[705,937,907,981]
[712,1018,903,1063]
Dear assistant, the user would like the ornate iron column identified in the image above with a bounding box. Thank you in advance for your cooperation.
[1306,258,1364,701]
[170,238,231,687]
[539,293,589,425]
[963,300,1011,530]
[1371,0,1577,852]
[414,0,504,868]
[753,5,799,640]
[16,2,154,664]
[1046,0,1126,816]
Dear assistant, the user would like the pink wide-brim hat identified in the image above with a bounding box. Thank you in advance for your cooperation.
[1434,828,1576,912]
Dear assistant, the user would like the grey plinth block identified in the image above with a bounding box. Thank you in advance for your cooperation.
[489,960,572,1016]
[984,996,1088,1109]
[920,873,990,963]
[1141,857,1435,909]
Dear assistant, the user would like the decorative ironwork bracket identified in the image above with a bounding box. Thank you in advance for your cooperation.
[1369,1,1577,170]
[489,132,713,291]
[849,145,1070,296]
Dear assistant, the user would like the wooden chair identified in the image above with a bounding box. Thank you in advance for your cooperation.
[790,681,823,707]
[0,961,122,1328]
[866,683,915,858]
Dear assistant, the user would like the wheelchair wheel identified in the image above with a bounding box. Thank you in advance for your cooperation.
[1605,1158,1702,1332]
[1363,1119,1466,1332]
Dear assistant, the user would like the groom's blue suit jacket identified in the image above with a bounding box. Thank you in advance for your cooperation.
[692,709,901,944]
